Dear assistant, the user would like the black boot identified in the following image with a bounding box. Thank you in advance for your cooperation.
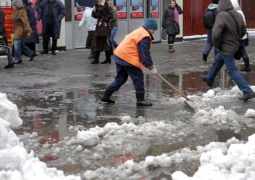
[109,46,113,55]
[136,91,152,106]
[88,49,95,59]
[4,64,14,69]
[101,51,111,64]
[40,49,48,54]
[101,87,115,103]
[91,51,100,64]
[240,57,251,72]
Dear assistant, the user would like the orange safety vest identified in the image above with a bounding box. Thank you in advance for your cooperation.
[114,27,152,69]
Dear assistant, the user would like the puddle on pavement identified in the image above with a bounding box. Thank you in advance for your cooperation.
[12,67,255,179]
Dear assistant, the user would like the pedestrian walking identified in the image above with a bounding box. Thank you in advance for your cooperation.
[11,0,35,64]
[78,7,97,59]
[105,1,118,58]
[201,0,254,102]
[90,0,113,64]
[22,0,39,55]
[162,0,183,53]
[0,8,14,69]
[202,0,219,62]
[36,0,66,55]
[101,18,158,106]
[231,0,251,72]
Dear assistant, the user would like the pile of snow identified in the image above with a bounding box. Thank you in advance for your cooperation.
[0,93,79,180]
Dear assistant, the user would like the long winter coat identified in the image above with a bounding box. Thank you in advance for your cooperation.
[212,0,246,56]
[91,1,112,52]
[162,5,183,35]
[12,7,32,40]
[37,0,66,39]
[0,8,7,45]
[22,0,39,44]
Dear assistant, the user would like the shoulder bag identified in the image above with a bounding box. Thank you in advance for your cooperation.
[94,18,110,38]
[226,11,243,60]
[0,39,8,55]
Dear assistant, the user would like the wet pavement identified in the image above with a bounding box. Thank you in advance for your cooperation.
[1,36,255,179]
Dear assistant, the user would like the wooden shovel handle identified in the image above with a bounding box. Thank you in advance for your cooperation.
[156,73,191,101]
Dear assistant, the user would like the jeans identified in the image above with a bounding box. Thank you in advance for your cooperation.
[206,53,252,95]
[108,27,118,47]
[203,28,218,56]
[14,39,33,61]
[168,34,176,44]
[109,63,144,91]
[241,40,248,58]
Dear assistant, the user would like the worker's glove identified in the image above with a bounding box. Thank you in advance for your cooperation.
[150,67,158,75]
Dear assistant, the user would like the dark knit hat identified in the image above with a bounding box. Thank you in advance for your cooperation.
[145,18,158,30]
[11,0,24,8]
[212,0,219,4]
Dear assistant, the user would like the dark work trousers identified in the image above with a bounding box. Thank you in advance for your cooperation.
[43,23,57,51]
[109,63,144,91]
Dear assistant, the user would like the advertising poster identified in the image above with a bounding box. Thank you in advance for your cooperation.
[151,0,158,18]
[0,0,11,6]
[1,7,14,45]
[130,0,143,18]
[74,0,97,21]
[115,0,127,19]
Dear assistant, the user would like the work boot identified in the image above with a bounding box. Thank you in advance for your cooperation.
[201,75,213,87]
[91,51,100,64]
[169,45,174,53]
[88,49,95,59]
[101,51,111,64]
[101,87,115,103]
[240,57,251,72]
[238,91,255,102]
[4,64,14,69]
[203,53,208,62]
[136,91,152,106]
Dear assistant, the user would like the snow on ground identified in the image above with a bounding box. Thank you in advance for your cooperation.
[0,93,79,180]
[1,85,255,180]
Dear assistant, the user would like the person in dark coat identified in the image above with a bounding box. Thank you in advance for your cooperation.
[162,0,183,53]
[36,0,66,55]
[0,8,14,69]
[201,0,254,102]
[22,0,39,55]
[90,0,113,64]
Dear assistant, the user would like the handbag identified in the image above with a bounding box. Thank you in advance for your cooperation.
[0,40,8,55]
[95,22,110,38]
[174,23,180,35]
[244,32,249,46]
[162,28,167,40]
[226,11,243,60]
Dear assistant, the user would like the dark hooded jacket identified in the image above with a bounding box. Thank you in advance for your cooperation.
[22,0,39,44]
[212,0,246,56]
[0,8,7,45]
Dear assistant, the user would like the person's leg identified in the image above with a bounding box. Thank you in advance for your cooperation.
[110,27,118,47]
[203,28,213,61]
[202,53,225,86]
[5,45,14,69]
[240,40,251,72]
[101,63,128,103]
[51,24,57,55]
[168,35,175,53]
[124,66,152,106]
[14,39,22,63]
[42,24,50,53]
[223,54,253,95]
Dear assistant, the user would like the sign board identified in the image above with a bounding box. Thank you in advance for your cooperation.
[1,7,14,45]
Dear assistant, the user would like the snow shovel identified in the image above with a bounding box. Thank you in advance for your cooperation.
[156,73,195,112]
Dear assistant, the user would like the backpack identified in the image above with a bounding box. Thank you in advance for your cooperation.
[203,9,216,29]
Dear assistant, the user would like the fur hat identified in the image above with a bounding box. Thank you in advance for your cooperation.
[212,0,219,4]
[11,0,24,8]
[145,18,158,30]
